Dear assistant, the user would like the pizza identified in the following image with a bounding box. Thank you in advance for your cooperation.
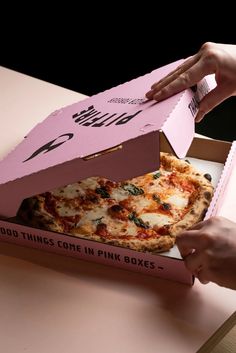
[18,152,214,253]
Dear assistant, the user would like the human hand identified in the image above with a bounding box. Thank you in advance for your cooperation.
[176,216,236,289]
[146,42,236,122]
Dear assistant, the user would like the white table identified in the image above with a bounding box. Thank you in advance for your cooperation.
[0,66,235,353]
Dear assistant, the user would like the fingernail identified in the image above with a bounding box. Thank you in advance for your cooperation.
[151,83,159,89]
[146,90,154,99]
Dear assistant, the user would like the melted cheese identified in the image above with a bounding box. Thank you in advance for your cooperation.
[139,213,172,227]
[77,207,137,237]
[150,170,172,177]
[56,202,79,217]
[107,220,137,236]
[52,184,82,199]
[165,194,188,208]
[78,177,99,190]
[110,187,129,201]
[52,177,99,198]
[77,208,107,227]
[129,196,154,213]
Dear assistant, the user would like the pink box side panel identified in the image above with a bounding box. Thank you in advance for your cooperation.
[206,141,236,218]
[162,90,195,158]
[162,76,215,159]
[0,220,192,285]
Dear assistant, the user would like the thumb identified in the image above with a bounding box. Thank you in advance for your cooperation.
[195,85,231,122]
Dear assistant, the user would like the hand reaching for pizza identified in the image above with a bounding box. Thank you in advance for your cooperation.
[176,216,236,289]
[146,42,236,122]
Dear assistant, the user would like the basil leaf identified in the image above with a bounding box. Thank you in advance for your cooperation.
[123,183,144,196]
[153,171,161,179]
[95,187,110,198]
[152,194,161,203]
[162,202,171,210]
[128,212,149,229]
[93,217,104,224]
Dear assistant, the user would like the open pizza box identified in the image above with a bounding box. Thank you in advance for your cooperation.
[0,60,235,285]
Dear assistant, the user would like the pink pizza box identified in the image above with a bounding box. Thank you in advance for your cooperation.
[0,60,235,285]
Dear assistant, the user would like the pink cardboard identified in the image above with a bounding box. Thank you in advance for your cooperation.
[0,61,216,285]
[206,141,236,218]
[0,60,212,218]
[0,220,193,285]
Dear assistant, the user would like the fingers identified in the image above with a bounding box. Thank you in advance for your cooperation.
[176,229,206,258]
[195,84,232,122]
[176,219,210,257]
[188,220,206,230]
[151,55,197,90]
[147,59,229,122]
[146,60,212,103]
[177,232,210,285]
[176,220,213,285]
[197,269,210,285]
[145,59,193,99]
[184,252,210,284]
[146,54,201,101]
[184,250,202,274]
[145,46,229,123]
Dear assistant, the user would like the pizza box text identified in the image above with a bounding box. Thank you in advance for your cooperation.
[0,61,235,285]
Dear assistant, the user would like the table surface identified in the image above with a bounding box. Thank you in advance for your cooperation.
[0,65,235,353]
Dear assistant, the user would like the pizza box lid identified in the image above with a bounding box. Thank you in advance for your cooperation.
[0,60,214,218]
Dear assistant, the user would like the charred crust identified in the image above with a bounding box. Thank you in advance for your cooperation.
[204,173,212,182]
[200,208,208,220]
[110,204,124,212]
[204,191,212,200]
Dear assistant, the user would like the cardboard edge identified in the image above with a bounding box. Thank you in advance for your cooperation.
[0,219,193,285]
[206,141,236,218]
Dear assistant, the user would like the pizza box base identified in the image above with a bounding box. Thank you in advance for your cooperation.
[0,136,235,285]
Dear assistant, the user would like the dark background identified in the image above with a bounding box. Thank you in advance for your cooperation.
[1,10,236,142]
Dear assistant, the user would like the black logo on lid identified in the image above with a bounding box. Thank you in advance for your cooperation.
[23,133,74,162]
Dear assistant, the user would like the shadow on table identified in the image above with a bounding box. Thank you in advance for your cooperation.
[0,241,226,336]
